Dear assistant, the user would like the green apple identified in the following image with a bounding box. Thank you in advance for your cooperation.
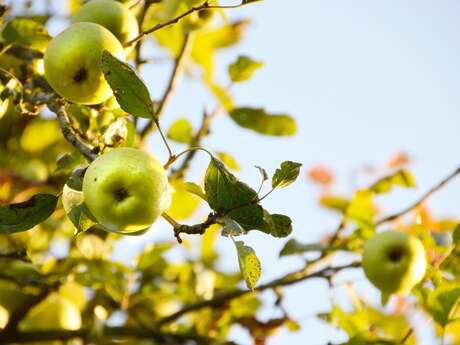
[20,294,81,331]
[44,22,125,105]
[362,231,427,294]
[82,147,171,233]
[73,0,139,51]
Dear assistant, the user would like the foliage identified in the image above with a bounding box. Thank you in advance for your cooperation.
[0,1,458,345]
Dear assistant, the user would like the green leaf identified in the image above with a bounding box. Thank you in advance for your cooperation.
[167,180,201,221]
[255,165,268,182]
[228,55,264,82]
[426,284,460,326]
[207,80,234,111]
[370,169,416,194]
[346,190,376,230]
[319,195,350,213]
[221,218,247,237]
[101,50,155,119]
[68,203,97,236]
[184,182,207,201]
[204,157,257,212]
[272,161,302,189]
[279,239,325,257]
[230,107,297,136]
[235,240,261,290]
[55,151,85,176]
[227,204,266,231]
[2,18,50,50]
[204,157,289,237]
[0,194,58,233]
[216,151,240,171]
[167,118,193,144]
[264,213,293,238]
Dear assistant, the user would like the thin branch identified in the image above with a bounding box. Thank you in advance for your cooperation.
[327,165,460,246]
[0,326,238,345]
[376,165,460,225]
[400,328,413,344]
[125,1,249,48]
[157,262,360,325]
[140,33,193,139]
[46,96,98,162]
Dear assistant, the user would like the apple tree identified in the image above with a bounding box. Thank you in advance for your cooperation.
[0,0,459,344]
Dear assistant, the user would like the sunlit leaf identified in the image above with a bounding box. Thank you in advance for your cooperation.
[228,55,264,82]
[235,240,261,290]
[426,284,460,326]
[279,239,325,257]
[221,218,247,237]
[230,107,297,136]
[319,194,349,212]
[2,18,50,50]
[346,190,376,229]
[167,118,193,144]
[184,182,207,201]
[167,180,201,220]
[370,170,416,194]
[272,161,302,189]
[216,151,240,171]
[101,50,155,119]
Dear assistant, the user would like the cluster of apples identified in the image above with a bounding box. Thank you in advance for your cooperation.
[44,0,171,233]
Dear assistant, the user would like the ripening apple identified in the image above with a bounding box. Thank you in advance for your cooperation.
[82,148,171,233]
[362,231,427,295]
[72,0,139,51]
[44,22,125,105]
[19,294,81,331]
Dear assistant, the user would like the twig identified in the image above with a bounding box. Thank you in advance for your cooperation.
[0,326,238,345]
[376,165,460,225]
[157,261,360,325]
[46,96,98,162]
[140,33,193,139]
[400,328,413,343]
[125,1,250,48]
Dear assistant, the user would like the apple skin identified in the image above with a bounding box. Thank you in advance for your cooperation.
[73,0,139,51]
[44,22,125,105]
[19,294,81,331]
[362,231,427,294]
[82,147,171,233]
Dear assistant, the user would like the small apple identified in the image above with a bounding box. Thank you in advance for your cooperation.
[73,0,139,52]
[44,22,125,105]
[19,294,81,331]
[362,231,427,295]
[82,147,171,233]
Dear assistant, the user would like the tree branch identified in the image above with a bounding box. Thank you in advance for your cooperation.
[124,1,250,48]
[376,165,460,225]
[46,96,98,162]
[157,262,360,326]
[0,326,239,345]
[140,33,193,139]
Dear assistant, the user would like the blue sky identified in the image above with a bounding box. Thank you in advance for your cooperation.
[10,0,460,344]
